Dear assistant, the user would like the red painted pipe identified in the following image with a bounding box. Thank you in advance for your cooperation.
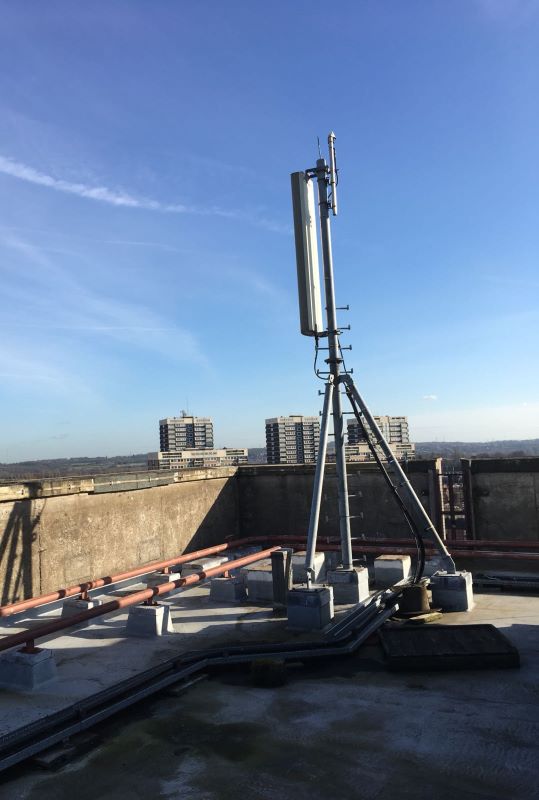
[0,546,279,654]
[264,536,539,561]
[437,539,539,550]
[264,535,539,551]
[353,545,539,560]
[441,550,539,560]
[0,537,257,618]
[352,538,539,551]
[261,536,539,561]
[2,533,537,621]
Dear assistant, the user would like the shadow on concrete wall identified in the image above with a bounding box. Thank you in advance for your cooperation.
[181,479,240,555]
[0,500,41,604]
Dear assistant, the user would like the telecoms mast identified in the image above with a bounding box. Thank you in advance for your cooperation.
[291,132,353,580]
[291,133,456,584]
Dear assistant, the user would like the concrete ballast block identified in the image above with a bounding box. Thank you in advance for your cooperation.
[291,551,326,584]
[327,567,370,605]
[209,576,247,603]
[430,571,474,612]
[61,597,103,625]
[145,571,181,588]
[239,558,272,575]
[126,604,175,637]
[287,586,334,631]
[323,550,340,573]
[246,569,274,603]
[374,555,411,587]
[422,558,443,578]
[0,648,57,691]
[181,557,228,577]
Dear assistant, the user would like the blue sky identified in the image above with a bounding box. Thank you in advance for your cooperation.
[0,0,537,460]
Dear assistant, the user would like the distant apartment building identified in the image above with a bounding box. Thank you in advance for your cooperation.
[344,415,415,462]
[149,412,247,470]
[150,448,248,470]
[159,413,213,451]
[265,415,320,464]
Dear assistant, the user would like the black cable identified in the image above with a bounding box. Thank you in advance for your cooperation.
[313,335,327,383]
[345,388,425,583]
[313,335,321,379]
[326,334,424,579]
[319,331,425,580]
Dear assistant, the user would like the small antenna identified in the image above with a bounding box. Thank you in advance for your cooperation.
[317,136,322,159]
[328,131,338,216]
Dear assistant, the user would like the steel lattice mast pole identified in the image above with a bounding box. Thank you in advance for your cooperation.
[299,131,455,586]
[315,137,353,571]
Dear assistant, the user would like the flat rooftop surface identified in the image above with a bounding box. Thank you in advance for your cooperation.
[2,588,539,799]
[0,579,322,737]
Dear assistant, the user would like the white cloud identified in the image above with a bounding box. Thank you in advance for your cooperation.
[422,394,438,401]
[0,235,210,383]
[0,341,89,396]
[0,155,288,233]
[0,155,167,210]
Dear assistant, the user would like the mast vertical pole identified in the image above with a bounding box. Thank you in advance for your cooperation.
[304,378,334,585]
[315,150,353,571]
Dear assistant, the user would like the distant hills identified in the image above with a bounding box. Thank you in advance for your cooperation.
[0,454,151,481]
[415,439,539,459]
[1,439,537,481]
[0,449,269,480]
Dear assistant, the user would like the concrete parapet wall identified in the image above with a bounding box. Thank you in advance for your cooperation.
[462,457,539,541]
[3,456,538,605]
[0,468,239,604]
[0,467,237,503]
[237,461,443,541]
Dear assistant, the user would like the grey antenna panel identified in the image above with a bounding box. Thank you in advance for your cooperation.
[291,171,324,336]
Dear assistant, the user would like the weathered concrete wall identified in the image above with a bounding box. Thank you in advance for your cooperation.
[462,458,539,541]
[237,461,443,541]
[0,468,239,604]
[3,456,539,605]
